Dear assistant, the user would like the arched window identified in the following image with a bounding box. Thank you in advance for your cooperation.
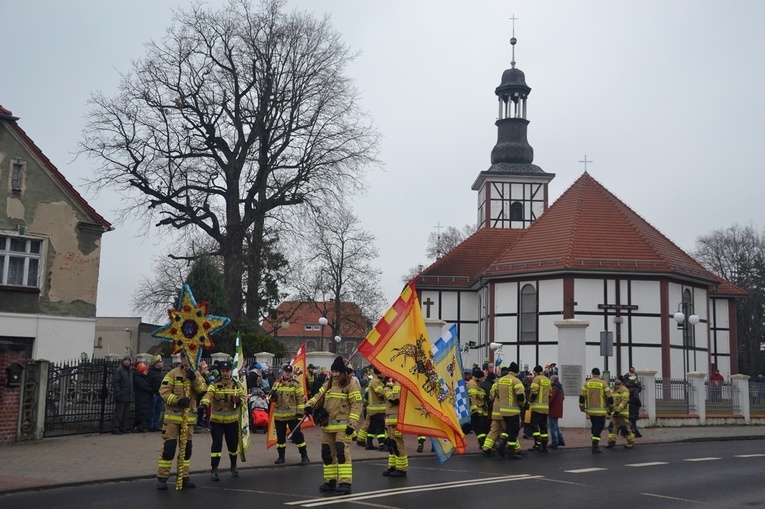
[520,284,537,343]
[510,201,524,221]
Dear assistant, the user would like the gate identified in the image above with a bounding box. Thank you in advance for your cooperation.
[45,358,123,437]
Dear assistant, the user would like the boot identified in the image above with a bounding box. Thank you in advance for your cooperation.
[182,478,196,489]
[417,439,424,453]
[335,483,352,494]
[156,478,168,490]
[559,440,566,447]
[389,469,407,477]
[230,466,239,477]
[605,441,615,449]
[299,446,310,465]
[382,466,395,476]
[365,437,377,450]
[592,441,601,454]
[319,480,336,492]
[274,448,285,464]
[540,441,548,453]
[210,467,219,481]
[378,442,387,452]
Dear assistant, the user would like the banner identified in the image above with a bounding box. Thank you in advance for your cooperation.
[358,282,466,458]
[233,332,250,460]
[428,324,469,463]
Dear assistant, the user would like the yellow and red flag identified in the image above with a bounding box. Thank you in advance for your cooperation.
[358,281,466,457]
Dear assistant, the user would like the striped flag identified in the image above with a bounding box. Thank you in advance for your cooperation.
[358,281,466,460]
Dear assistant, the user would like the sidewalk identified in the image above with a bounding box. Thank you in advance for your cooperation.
[1,424,764,494]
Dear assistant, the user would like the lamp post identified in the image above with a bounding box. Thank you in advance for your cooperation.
[334,335,341,355]
[673,302,700,377]
[319,315,328,352]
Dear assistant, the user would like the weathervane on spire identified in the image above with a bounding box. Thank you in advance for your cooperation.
[510,13,518,69]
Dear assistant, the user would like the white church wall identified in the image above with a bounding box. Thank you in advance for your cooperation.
[494,315,516,342]
[628,280,661,314]
[538,279,562,311]
[630,316,662,344]
[459,291,480,321]
[421,290,440,319]
[439,291,459,321]
[493,281,518,314]
[574,278,602,310]
[539,318,559,342]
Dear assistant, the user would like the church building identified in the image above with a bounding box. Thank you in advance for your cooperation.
[416,34,744,380]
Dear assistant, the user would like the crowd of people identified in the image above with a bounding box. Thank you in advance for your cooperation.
[110,352,649,494]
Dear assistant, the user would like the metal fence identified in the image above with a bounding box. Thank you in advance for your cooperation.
[706,380,739,415]
[43,356,287,437]
[655,377,694,415]
[750,382,765,414]
[45,358,122,437]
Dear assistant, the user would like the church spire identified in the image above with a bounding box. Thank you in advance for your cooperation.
[491,18,533,165]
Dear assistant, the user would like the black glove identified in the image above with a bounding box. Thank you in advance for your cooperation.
[304,405,313,415]
[612,410,619,417]
[391,398,400,406]
[177,397,191,408]
[186,369,196,381]
[345,425,355,437]
[269,391,278,401]
[198,403,208,412]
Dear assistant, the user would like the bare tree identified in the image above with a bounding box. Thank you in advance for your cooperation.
[425,224,476,260]
[290,203,384,352]
[694,223,765,375]
[80,0,379,322]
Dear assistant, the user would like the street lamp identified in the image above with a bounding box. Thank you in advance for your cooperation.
[334,335,341,354]
[673,301,700,377]
[319,315,328,351]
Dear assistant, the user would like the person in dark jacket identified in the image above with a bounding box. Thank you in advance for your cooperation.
[548,375,566,449]
[111,355,134,434]
[147,355,165,431]
[133,363,153,432]
[625,378,643,437]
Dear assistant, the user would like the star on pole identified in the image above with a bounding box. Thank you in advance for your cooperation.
[151,284,231,370]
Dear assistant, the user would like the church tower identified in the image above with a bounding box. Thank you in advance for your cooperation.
[472,26,555,229]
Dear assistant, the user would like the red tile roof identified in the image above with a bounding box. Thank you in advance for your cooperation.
[263,301,368,339]
[420,172,743,295]
[0,105,111,230]
[417,228,524,288]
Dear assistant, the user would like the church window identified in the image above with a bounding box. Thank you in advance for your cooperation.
[510,201,523,221]
[520,284,537,342]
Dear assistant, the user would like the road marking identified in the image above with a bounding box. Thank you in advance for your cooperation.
[286,474,542,507]
[735,454,765,458]
[683,457,720,462]
[626,462,669,467]
[564,467,608,473]
[641,492,708,505]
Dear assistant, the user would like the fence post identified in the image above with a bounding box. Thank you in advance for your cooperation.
[636,369,657,426]
[687,372,706,425]
[731,374,751,424]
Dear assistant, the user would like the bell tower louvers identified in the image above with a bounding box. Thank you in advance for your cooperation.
[472,27,555,229]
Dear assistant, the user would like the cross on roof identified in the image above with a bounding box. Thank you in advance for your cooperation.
[579,154,592,171]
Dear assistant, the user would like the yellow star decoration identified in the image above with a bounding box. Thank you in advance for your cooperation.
[152,284,230,370]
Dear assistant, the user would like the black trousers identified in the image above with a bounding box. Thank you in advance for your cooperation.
[275,418,305,446]
[210,421,238,467]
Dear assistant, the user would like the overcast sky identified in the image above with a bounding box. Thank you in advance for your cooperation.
[2,0,764,321]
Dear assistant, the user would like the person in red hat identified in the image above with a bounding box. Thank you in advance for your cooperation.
[133,363,152,433]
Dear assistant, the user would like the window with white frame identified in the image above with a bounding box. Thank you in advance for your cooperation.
[0,235,42,288]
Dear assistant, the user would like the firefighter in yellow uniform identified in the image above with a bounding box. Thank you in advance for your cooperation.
[382,379,408,476]
[528,365,551,452]
[305,356,362,495]
[362,368,388,450]
[467,368,489,448]
[579,367,614,453]
[156,351,208,490]
[607,375,635,449]
[199,360,245,480]
[270,364,310,465]
[482,363,526,459]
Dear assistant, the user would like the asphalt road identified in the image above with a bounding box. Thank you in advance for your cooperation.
[3,440,764,508]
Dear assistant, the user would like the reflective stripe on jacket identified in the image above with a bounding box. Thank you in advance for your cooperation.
[579,377,612,416]
[201,377,244,424]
